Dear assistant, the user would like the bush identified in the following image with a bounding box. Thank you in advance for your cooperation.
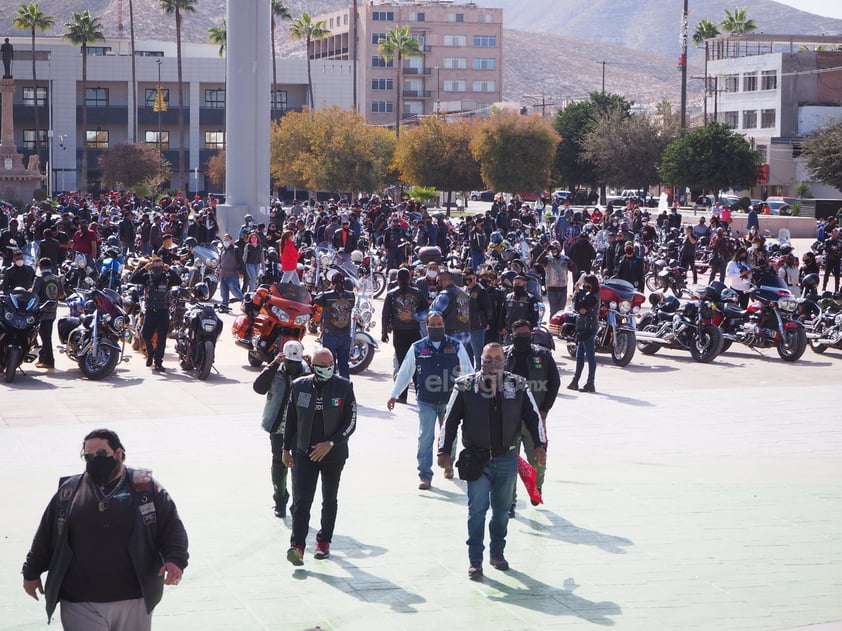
[789,201,801,216]
[33,188,48,201]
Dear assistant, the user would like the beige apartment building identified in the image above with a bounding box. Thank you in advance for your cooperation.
[313,1,503,127]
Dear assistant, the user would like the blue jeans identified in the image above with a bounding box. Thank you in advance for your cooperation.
[416,400,455,481]
[471,251,485,271]
[322,332,351,379]
[573,334,596,385]
[466,449,518,563]
[468,329,485,369]
[280,270,301,285]
[219,275,244,306]
[245,263,261,292]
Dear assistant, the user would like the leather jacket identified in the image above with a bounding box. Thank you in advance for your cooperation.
[283,374,357,454]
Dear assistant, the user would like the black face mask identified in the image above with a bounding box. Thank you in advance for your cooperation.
[284,359,302,375]
[86,454,119,485]
[513,286,526,298]
[427,326,445,342]
[512,334,531,352]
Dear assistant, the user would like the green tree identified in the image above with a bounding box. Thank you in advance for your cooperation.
[802,118,842,193]
[14,3,54,159]
[207,20,226,57]
[289,12,330,110]
[720,7,757,34]
[393,117,482,207]
[271,107,396,193]
[160,0,198,195]
[692,18,720,44]
[271,0,291,110]
[659,122,761,194]
[63,10,105,191]
[378,25,423,138]
[471,110,560,194]
[582,106,678,193]
[99,142,171,189]
[553,92,633,193]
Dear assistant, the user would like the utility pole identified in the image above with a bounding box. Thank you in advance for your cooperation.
[601,60,606,94]
[679,0,688,131]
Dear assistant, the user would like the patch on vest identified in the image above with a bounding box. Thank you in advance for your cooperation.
[297,392,312,408]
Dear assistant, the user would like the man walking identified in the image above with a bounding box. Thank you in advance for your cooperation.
[218,234,244,311]
[130,256,181,372]
[438,343,546,578]
[382,267,427,403]
[283,348,357,564]
[22,428,189,629]
[314,273,355,379]
[430,270,471,359]
[31,257,62,370]
[387,312,472,489]
[538,240,573,317]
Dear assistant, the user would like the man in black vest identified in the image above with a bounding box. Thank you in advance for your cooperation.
[314,273,355,378]
[21,428,188,628]
[430,270,471,358]
[283,348,357,565]
[382,267,427,403]
[31,257,62,369]
[387,312,472,489]
[438,343,546,578]
[504,319,560,513]
[130,256,181,372]
[502,275,540,336]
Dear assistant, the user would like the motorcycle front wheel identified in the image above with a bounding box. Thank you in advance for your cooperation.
[4,346,20,383]
[198,340,215,380]
[777,325,807,362]
[645,273,660,293]
[349,338,375,374]
[371,272,387,298]
[689,325,723,363]
[611,330,636,366]
[79,345,119,380]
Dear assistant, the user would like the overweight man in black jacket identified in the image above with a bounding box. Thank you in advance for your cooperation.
[283,348,357,565]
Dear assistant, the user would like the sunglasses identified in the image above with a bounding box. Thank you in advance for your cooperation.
[82,449,113,462]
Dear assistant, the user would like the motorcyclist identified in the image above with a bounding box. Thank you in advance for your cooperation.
[314,272,355,379]
[615,243,645,291]
[502,274,540,336]
[2,250,35,293]
[130,256,181,372]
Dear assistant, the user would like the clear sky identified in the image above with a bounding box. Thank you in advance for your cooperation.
[776,0,842,20]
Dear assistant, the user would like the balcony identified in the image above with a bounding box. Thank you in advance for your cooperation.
[271,107,304,122]
[77,105,129,125]
[403,90,432,98]
[12,104,49,125]
[137,107,189,125]
[199,107,225,126]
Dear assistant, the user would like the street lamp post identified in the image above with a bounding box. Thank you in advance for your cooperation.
[155,59,163,189]
[435,66,440,115]
[679,0,689,131]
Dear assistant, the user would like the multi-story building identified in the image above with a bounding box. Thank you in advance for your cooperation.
[313,1,503,126]
[6,36,352,194]
[706,34,842,198]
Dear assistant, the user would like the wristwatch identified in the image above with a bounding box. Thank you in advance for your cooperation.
[329,441,335,447]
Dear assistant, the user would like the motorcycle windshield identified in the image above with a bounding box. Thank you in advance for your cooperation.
[276,282,312,305]
[192,245,219,263]
[601,278,637,301]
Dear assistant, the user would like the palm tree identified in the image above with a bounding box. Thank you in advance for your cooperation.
[289,12,330,110]
[160,0,198,195]
[270,0,291,112]
[14,3,54,160]
[63,10,104,192]
[720,7,757,35]
[378,25,422,138]
[207,20,226,57]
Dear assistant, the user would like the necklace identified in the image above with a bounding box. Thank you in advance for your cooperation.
[92,472,126,512]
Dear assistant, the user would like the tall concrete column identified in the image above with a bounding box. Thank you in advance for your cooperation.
[217,0,271,237]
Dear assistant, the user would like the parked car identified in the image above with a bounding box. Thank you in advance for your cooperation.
[469,190,495,202]
[766,200,792,215]
[552,189,573,201]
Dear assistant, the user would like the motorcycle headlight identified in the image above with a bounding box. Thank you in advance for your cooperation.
[609,301,618,310]
[778,298,798,312]
[202,319,218,332]
[27,315,35,325]
[112,315,125,331]
[632,306,641,314]
[101,313,112,323]
[206,258,219,269]
[320,254,332,266]
[357,310,372,326]
[619,300,631,314]
[835,313,842,326]
[293,314,311,326]
[271,305,290,322]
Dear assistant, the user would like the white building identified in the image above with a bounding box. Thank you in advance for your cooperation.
[706,34,842,198]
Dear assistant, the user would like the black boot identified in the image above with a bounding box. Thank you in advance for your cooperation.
[566,379,579,391]
[579,382,595,393]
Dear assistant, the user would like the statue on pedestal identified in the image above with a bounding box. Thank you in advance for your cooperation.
[1,38,13,79]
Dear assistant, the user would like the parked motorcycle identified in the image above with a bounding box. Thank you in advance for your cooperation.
[704,276,807,362]
[97,246,124,290]
[0,289,54,383]
[62,253,99,295]
[57,287,128,379]
[232,282,314,367]
[185,244,220,299]
[174,283,223,380]
[548,278,645,366]
[635,291,724,363]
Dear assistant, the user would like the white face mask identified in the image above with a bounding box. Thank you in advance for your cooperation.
[426,271,438,279]
[15,259,24,267]
[223,240,232,248]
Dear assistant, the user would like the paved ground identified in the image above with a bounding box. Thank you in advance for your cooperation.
[2,237,841,631]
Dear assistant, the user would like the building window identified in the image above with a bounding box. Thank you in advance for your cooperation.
[723,74,738,93]
[344,13,348,25]
[472,80,497,93]
[443,80,467,92]
[761,70,777,91]
[271,90,288,110]
[145,87,169,107]
[472,57,496,70]
[742,110,757,128]
[410,34,425,47]
[478,13,493,24]
[473,35,497,47]
[444,57,467,70]
[449,13,464,23]
[371,101,393,113]
[371,78,394,90]
[85,87,109,107]
[144,130,169,149]
[761,109,776,128]
[408,12,425,22]
[723,111,738,128]
[204,89,225,109]
[22,86,47,106]
[371,56,394,68]
[329,18,334,28]
[135,50,164,57]
[204,131,224,149]
[86,46,111,56]
[22,129,48,150]
[443,35,467,47]
[371,32,386,45]
[404,101,424,115]
[743,72,758,92]
[756,143,767,163]
[404,56,423,71]
[791,142,803,158]
[372,11,393,21]
[85,130,109,149]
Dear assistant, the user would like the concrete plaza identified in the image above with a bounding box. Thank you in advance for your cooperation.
[1,281,841,631]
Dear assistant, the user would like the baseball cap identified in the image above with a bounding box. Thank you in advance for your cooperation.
[283,340,304,362]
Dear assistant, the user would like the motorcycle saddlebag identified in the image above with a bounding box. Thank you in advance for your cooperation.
[231,314,251,341]
[57,317,80,344]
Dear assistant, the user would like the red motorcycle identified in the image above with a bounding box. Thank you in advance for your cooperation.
[232,282,314,367]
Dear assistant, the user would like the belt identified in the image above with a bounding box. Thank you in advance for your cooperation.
[491,445,517,458]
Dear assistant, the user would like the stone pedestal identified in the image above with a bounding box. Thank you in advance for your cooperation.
[0,78,43,203]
